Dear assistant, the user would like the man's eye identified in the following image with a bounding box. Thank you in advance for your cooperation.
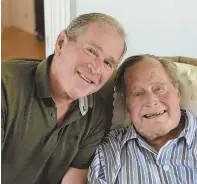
[104,59,113,69]
[85,48,97,56]
[154,86,163,92]
[133,92,142,96]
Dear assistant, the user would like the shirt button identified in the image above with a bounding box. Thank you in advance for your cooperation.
[51,112,56,118]
[163,165,170,171]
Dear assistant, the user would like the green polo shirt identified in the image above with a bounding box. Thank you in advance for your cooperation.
[1,55,112,184]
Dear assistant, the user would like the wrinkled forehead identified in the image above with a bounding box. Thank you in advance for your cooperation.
[124,59,168,85]
[78,22,125,62]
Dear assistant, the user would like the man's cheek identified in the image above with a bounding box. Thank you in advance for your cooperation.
[129,106,140,119]
[160,92,172,102]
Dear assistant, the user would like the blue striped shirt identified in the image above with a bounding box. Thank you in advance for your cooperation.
[88,110,197,184]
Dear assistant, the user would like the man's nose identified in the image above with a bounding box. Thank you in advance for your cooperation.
[144,92,159,107]
[88,59,102,75]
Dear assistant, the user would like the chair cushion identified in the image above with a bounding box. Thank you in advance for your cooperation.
[176,62,197,116]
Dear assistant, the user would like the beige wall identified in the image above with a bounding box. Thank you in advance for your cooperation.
[2,0,35,35]
[2,0,12,27]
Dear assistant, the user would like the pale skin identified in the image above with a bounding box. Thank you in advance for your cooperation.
[49,22,124,183]
[124,57,184,151]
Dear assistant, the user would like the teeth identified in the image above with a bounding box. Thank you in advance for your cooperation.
[146,114,152,118]
[158,110,165,115]
[78,72,92,83]
[144,110,166,119]
[144,114,153,118]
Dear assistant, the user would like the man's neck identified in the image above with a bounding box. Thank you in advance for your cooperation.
[147,121,185,151]
[51,91,73,124]
[50,64,73,102]
[49,69,74,123]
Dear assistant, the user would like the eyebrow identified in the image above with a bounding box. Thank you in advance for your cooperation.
[150,81,165,86]
[128,86,142,93]
[89,42,118,66]
[127,82,165,92]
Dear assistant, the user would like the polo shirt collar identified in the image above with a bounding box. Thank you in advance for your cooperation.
[35,54,93,116]
[35,54,53,98]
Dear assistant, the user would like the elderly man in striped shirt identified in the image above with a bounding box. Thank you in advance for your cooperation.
[88,55,197,184]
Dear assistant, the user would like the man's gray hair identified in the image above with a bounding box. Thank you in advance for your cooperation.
[65,12,127,57]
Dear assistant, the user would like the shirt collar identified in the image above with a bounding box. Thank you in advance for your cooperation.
[178,110,197,148]
[35,54,53,98]
[122,125,138,146]
[35,54,93,116]
[79,95,93,116]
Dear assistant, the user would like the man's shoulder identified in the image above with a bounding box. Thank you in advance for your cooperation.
[185,110,197,131]
[97,79,114,103]
[92,80,114,107]
[100,127,128,148]
[185,110,197,122]
[2,59,41,99]
[87,93,112,133]
[90,93,106,113]
[2,59,40,79]
[92,80,115,125]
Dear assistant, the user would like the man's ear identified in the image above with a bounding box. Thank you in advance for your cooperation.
[54,31,68,53]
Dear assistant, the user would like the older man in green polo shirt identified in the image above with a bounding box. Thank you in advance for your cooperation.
[1,13,126,184]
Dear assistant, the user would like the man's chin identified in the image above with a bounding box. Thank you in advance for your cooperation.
[70,90,96,100]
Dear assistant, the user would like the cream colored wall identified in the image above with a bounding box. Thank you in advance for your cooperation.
[1,0,12,27]
[11,0,35,34]
[2,0,35,35]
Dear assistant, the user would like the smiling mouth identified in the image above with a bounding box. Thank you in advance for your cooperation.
[143,110,167,119]
[77,71,93,84]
